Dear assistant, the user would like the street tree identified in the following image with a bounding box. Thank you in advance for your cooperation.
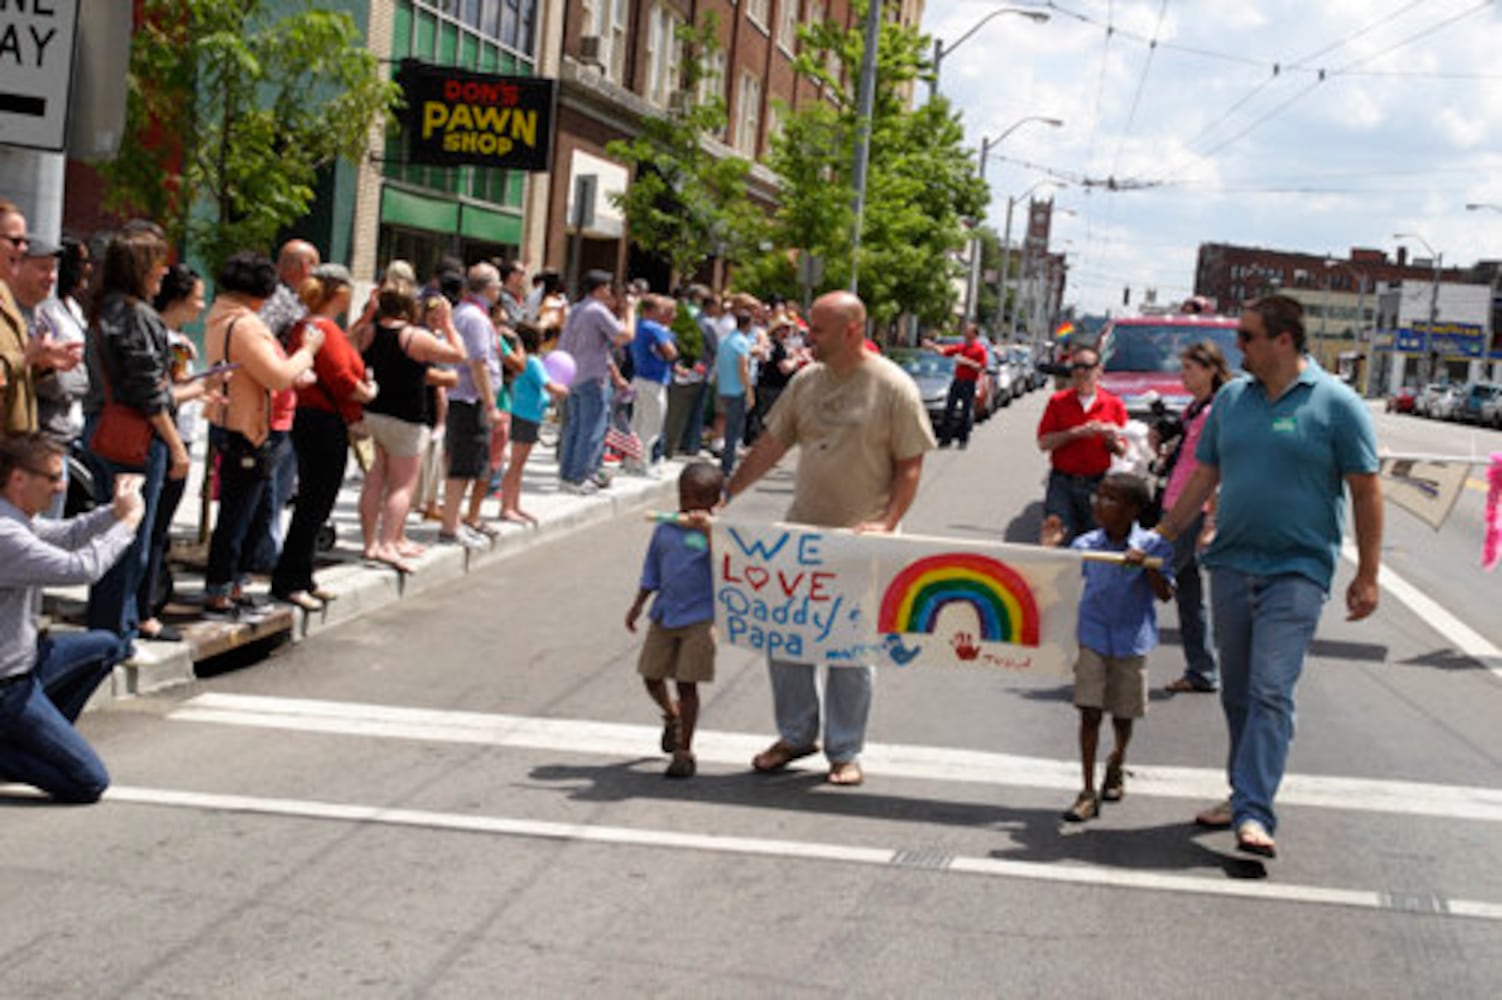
[103,0,399,272]
[606,15,764,288]
[748,1,986,327]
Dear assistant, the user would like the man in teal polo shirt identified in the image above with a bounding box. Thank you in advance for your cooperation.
[1141,294,1382,860]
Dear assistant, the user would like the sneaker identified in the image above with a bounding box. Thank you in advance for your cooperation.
[437,530,486,550]
[1063,789,1100,823]
[560,479,597,496]
[592,470,613,489]
[660,713,682,754]
[1102,755,1126,802]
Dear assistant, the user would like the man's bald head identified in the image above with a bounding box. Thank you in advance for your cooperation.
[808,290,869,372]
[276,239,319,288]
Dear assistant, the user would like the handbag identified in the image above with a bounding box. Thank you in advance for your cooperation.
[88,328,155,469]
[213,315,277,479]
[308,326,375,473]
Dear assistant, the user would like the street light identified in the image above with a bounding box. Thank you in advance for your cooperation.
[1393,232,1443,386]
[1465,203,1502,213]
[962,116,1064,324]
[931,7,1050,100]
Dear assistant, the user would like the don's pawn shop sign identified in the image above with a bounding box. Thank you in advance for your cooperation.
[398,60,557,171]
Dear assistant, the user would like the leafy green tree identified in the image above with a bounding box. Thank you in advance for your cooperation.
[756,1,986,327]
[103,0,399,271]
[606,14,763,287]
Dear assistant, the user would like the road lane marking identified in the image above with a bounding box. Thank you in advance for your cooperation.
[97,784,1502,924]
[1342,541,1502,679]
[169,694,1502,823]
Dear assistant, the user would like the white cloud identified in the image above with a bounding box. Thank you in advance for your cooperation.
[926,0,1502,313]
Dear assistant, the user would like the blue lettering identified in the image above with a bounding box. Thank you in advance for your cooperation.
[796,533,824,565]
[727,527,791,560]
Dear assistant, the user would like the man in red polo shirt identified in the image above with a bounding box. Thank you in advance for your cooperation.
[925,323,988,449]
[1037,344,1127,544]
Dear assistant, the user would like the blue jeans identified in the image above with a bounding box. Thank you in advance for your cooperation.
[1043,469,1102,543]
[938,378,977,446]
[0,631,130,802]
[768,660,874,764]
[206,426,273,597]
[1209,568,1327,834]
[720,394,747,477]
[679,380,710,455]
[559,379,609,484]
[1173,511,1218,689]
[84,423,168,639]
[250,432,296,572]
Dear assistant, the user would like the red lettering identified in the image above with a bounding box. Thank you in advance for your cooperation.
[775,571,803,598]
[743,566,770,590]
[443,79,463,101]
[721,553,742,584]
[808,572,835,601]
[500,83,520,105]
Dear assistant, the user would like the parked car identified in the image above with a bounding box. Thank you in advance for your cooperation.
[1428,384,1465,421]
[1385,386,1418,414]
[1007,345,1038,393]
[1458,381,1502,426]
[893,349,958,430]
[1414,382,1453,418]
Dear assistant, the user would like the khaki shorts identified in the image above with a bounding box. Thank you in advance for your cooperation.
[637,620,716,683]
[362,411,429,459]
[1073,646,1147,719]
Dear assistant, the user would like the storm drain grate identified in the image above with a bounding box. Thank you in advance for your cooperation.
[891,848,955,870]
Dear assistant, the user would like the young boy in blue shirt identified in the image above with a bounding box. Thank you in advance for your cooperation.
[625,462,724,778]
[1062,472,1175,821]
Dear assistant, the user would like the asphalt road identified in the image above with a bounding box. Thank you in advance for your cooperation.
[4,389,1500,998]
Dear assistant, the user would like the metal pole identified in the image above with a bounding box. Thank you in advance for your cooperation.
[996,195,1015,340]
[1426,253,1441,385]
[929,38,944,102]
[848,0,884,295]
[963,137,992,326]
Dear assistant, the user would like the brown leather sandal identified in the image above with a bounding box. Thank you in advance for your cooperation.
[752,740,820,773]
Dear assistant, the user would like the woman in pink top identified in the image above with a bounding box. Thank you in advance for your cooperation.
[1162,340,1231,694]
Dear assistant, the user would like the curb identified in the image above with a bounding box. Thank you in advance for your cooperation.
[86,464,684,712]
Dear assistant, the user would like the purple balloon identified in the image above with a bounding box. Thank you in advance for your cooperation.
[542,349,576,388]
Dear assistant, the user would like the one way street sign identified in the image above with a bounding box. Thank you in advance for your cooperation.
[0,0,81,152]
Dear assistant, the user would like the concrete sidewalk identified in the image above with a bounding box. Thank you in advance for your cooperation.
[62,440,683,710]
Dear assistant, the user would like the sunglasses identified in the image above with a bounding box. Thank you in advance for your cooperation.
[1235,328,1265,344]
[1071,361,1099,372]
[24,465,64,484]
[2,234,31,249]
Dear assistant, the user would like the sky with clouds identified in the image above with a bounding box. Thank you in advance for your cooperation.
[920,0,1502,316]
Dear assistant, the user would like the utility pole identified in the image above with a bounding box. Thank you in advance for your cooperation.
[848,0,883,296]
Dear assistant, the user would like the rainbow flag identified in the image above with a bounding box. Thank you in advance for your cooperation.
[1054,321,1075,341]
[714,520,1082,674]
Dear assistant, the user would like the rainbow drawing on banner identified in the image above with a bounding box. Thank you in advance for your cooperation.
[878,553,1041,646]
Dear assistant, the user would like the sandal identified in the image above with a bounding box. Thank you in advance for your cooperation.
[308,587,338,603]
[827,760,864,787]
[276,590,322,612]
[464,520,500,539]
[1167,676,1217,693]
[1102,755,1126,802]
[660,713,682,755]
[1064,789,1100,822]
[752,740,820,773]
[1235,819,1277,858]
[1195,798,1233,829]
[665,751,697,779]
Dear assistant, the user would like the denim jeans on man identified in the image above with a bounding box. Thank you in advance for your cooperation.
[1210,568,1325,834]
[1172,510,1218,689]
[1043,469,1102,543]
[83,421,167,639]
[938,378,977,446]
[720,393,747,477]
[559,378,609,484]
[767,661,873,764]
[0,631,130,802]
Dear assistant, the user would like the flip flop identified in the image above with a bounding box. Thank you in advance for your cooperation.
[1195,799,1234,829]
[827,761,865,787]
[1236,819,1277,859]
[1167,677,1217,693]
[752,741,820,773]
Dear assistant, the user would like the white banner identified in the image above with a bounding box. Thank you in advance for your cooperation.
[1379,457,1471,530]
[713,520,1082,675]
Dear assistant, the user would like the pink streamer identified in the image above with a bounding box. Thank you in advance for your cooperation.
[1484,453,1502,572]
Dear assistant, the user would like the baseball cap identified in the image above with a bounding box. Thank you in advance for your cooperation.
[23,235,61,258]
[312,262,352,285]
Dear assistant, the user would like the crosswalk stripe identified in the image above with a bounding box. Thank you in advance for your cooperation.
[170,693,1502,823]
[98,784,1502,924]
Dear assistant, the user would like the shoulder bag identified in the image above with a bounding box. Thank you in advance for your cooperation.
[88,316,155,469]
